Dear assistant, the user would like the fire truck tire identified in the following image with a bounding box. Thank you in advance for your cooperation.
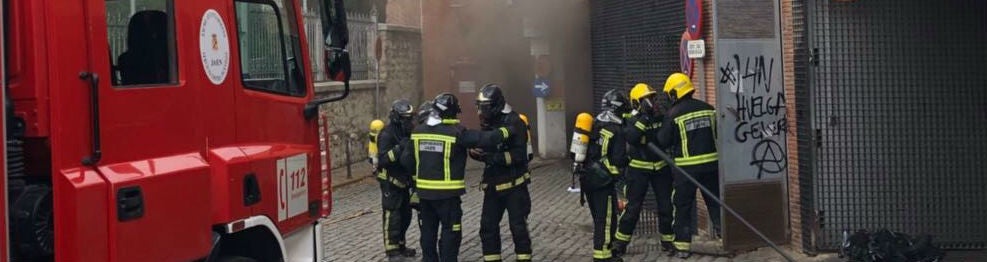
[217,256,258,262]
[11,184,54,261]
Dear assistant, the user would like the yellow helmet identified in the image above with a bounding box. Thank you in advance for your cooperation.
[628,83,656,109]
[663,72,695,100]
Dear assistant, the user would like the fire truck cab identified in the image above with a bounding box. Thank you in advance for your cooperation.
[1,0,351,260]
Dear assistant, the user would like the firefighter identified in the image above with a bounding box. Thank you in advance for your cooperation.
[658,73,721,259]
[581,89,631,262]
[375,99,418,261]
[401,93,518,262]
[471,84,533,262]
[611,83,676,257]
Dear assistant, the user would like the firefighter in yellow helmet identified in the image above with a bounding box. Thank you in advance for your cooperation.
[657,72,720,259]
[611,83,676,257]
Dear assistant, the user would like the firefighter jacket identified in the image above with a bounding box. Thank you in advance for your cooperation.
[376,123,412,188]
[624,110,666,171]
[400,117,514,200]
[477,110,530,186]
[657,97,718,174]
[582,110,629,189]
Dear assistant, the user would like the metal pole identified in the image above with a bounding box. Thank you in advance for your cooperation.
[345,135,352,178]
[646,144,796,262]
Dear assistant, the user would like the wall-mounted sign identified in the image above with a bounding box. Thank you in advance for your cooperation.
[688,39,706,58]
[545,98,564,111]
[686,0,704,39]
[532,77,550,98]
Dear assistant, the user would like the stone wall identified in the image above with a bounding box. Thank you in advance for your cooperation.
[378,24,424,114]
[317,23,422,170]
[318,80,385,169]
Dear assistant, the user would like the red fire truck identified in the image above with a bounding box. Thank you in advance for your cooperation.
[1,0,352,260]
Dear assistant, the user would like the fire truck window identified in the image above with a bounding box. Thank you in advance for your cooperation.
[235,0,307,97]
[105,0,178,87]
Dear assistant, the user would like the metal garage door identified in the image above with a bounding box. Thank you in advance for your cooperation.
[590,0,683,113]
[802,0,987,251]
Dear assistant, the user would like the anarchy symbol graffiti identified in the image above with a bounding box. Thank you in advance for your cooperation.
[749,139,787,179]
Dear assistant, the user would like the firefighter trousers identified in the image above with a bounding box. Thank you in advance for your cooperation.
[419,197,463,262]
[479,184,532,261]
[379,182,412,253]
[586,185,619,260]
[615,167,675,245]
[672,169,721,252]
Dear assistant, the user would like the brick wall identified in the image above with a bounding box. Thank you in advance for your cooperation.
[695,0,716,236]
[781,0,802,251]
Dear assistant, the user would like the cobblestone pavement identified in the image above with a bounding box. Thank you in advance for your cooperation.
[322,160,840,262]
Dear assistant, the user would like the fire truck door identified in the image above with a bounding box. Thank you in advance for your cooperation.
[1,0,9,260]
[82,1,212,261]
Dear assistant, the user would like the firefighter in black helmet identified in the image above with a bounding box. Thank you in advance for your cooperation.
[580,89,631,262]
[612,83,677,257]
[400,93,518,262]
[376,99,418,261]
[471,84,532,262]
[659,73,720,259]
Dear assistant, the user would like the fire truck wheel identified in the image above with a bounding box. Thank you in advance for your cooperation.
[218,256,258,262]
[11,184,54,261]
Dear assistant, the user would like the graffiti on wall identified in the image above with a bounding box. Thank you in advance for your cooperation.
[719,54,787,179]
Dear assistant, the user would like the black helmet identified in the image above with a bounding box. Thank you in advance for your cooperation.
[602,89,630,114]
[476,83,506,121]
[389,99,414,131]
[432,93,461,118]
[416,100,433,124]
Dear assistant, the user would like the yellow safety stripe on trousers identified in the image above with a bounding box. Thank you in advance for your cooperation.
[671,188,677,229]
[675,152,718,166]
[673,241,691,251]
[384,210,399,251]
[483,254,502,261]
[415,178,465,190]
[377,172,407,188]
[483,173,531,192]
[662,234,675,242]
[593,249,612,259]
[504,151,512,165]
[517,254,532,260]
[387,150,396,162]
[615,231,632,242]
[452,223,461,231]
[629,159,667,171]
[674,110,717,163]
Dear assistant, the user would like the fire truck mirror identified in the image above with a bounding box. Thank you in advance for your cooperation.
[304,0,352,120]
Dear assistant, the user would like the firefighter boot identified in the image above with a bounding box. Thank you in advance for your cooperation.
[661,241,676,257]
[385,251,407,262]
[594,257,624,262]
[611,240,628,257]
[675,250,693,259]
[398,245,417,257]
